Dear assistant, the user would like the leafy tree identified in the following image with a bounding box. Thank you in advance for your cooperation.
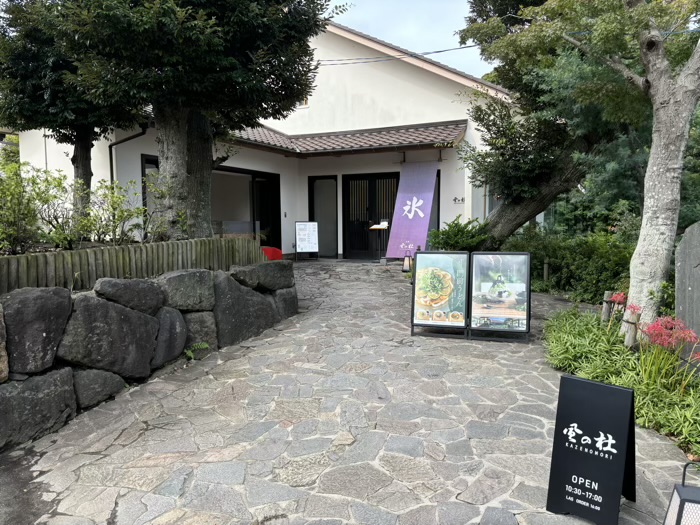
[0,0,138,216]
[460,50,650,247]
[680,108,700,231]
[463,0,700,323]
[54,0,338,239]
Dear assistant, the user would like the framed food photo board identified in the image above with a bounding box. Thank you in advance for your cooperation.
[469,252,531,339]
[411,252,469,338]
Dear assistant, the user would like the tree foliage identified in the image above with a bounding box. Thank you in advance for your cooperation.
[0,0,142,216]
[681,109,700,231]
[461,0,700,322]
[0,1,137,143]
[56,0,336,129]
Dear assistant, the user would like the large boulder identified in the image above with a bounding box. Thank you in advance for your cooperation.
[184,312,218,355]
[57,295,159,379]
[254,260,294,291]
[0,368,76,451]
[73,369,126,409]
[154,270,215,312]
[214,271,281,348]
[151,307,188,369]
[0,304,7,384]
[94,278,165,316]
[272,287,298,319]
[0,287,72,374]
[229,265,259,289]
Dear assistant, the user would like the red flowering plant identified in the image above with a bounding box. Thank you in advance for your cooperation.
[605,292,630,330]
[626,304,642,316]
[610,292,627,305]
[639,316,699,395]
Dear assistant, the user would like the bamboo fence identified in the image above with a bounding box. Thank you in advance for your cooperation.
[0,237,265,294]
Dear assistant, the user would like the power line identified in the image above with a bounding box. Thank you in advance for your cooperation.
[318,44,479,66]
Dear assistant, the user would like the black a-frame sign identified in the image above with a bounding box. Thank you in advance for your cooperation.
[547,376,636,525]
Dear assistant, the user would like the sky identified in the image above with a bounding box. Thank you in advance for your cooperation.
[332,0,493,79]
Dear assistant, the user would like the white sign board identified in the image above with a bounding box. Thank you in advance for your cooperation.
[295,222,319,253]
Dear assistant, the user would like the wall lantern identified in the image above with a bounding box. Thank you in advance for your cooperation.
[402,251,412,273]
[664,462,700,525]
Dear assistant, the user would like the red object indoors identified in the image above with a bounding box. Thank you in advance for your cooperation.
[261,247,283,261]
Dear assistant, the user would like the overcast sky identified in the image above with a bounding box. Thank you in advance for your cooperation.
[332,0,493,78]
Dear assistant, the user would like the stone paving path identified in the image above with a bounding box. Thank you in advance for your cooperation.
[1,262,693,525]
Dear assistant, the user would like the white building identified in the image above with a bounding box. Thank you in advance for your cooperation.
[18,22,507,258]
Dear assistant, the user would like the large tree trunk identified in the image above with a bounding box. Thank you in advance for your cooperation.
[186,109,214,239]
[71,127,94,218]
[623,26,700,325]
[154,104,190,239]
[478,160,584,250]
[627,91,697,324]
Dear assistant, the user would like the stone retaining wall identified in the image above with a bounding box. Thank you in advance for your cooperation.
[0,260,297,451]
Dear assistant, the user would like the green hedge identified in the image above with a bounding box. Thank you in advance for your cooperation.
[503,228,633,303]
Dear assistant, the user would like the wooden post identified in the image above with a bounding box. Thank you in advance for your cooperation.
[26,254,38,288]
[44,253,55,288]
[601,291,613,322]
[543,258,550,282]
[87,249,97,288]
[0,257,8,294]
[71,251,81,290]
[623,313,640,348]
[18,255,28,289]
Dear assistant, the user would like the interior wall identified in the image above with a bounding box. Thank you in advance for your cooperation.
[311,178,338,257]
[211,172,251,222]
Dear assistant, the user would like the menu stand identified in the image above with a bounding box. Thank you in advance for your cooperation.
[368,221,389,263]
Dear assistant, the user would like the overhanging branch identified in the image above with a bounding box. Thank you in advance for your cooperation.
[680,36,700,84]
[562,34,647,93]
[212,155,228,169]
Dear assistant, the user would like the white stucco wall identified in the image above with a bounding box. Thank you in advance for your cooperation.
[261,30,476,135]
[18,129,113,187]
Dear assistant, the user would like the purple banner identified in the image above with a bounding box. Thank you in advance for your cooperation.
[386,161,438,258]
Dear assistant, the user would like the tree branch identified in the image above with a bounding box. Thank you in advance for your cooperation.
[212,155,228,169]
[680,36,700,84]
[562,34,647,93]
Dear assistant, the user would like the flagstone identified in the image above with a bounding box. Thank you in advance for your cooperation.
[3,262,686,525]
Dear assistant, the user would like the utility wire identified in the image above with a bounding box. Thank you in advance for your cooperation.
[318,44,479,66]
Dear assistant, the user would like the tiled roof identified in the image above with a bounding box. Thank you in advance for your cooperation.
[235,120,467,157]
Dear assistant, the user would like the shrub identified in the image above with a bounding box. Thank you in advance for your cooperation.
[427,215,488,252]
[0,163,41,254]
[0,158,164,251]
[544,309,700,456]
[34,171,90,250]
[503,226,633,303]
[83,180,144,245]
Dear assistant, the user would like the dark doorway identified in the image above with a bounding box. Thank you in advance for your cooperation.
[309,176,338,258]
[214,168,282,250]
[141,156,282,250]
[342,173,399,259]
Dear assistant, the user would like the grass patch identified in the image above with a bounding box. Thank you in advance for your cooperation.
[544,309,700,457]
